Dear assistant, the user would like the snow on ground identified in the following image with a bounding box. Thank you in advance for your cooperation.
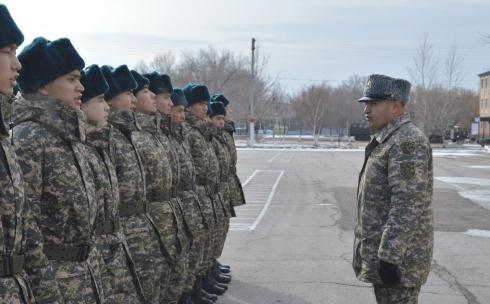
[464,229,490,238]
[435,177,490,187]
[458,189,490,210]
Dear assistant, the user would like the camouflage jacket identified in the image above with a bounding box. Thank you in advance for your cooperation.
[170,123,195,192]
[223,119,246,207]
[156,113,179,197]
[107,108,147,215]
[184,113,220,190]
[12,93,101,283]
[354,113,434,287]
[0,94,62,303]
[210,126,233,215]
[85,125,122,238]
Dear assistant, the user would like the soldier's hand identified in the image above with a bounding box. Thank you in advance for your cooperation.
[378,260,401,286]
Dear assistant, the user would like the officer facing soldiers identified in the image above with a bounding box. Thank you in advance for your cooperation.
[130,70,190,304]
[353,74,434,304]
[14,37,106,302]
[0,5,63,303]
[103,65,166,303]
[80,64,145,303]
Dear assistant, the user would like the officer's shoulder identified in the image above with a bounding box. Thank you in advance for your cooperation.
[392,123,430,153]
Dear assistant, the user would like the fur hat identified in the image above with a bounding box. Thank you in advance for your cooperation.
[17,37,85,93]
[143,72,173,94]
[101,65,137,101]
[81,64,109,103]
[171,88,187,107]
[358,74,411,105]
[0,4,24,48]
[182,83,210,106]
[208,102,226,118]
[130,70,149,94]
[211,93,229,107]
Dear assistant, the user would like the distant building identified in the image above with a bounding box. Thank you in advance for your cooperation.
[478,71,490,140]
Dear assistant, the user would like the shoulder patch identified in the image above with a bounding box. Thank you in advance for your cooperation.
[400,140,416,155]
[400,162,415,180]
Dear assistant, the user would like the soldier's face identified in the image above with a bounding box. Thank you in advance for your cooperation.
[108,91,136,112]
[40,70,84,110]
[211,115,225,128]
[135,87,157,114]
[81,94,110,126]
[188,101,208,120]
[0,44,21,96]
[171,105,185,124]
[363,100,398,131]
[155,93,173,114]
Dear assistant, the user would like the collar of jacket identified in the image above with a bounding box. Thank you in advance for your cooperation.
[0,93,11,137]
[170,123,185,142]
[12,93,87,143]
[108,107,140,134]
[186,112,207,131]
[134,111,158,133]
[157,111,171,135]
[374,112,411,144]
[86,125,111,149]
[224,119,235,134]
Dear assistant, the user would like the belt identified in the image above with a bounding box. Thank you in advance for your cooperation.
[119,202,146,217]
[0,255,25,277]
[95,218,120,235]
[44,244,91,262]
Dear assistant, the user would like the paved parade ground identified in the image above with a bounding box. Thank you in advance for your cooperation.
[218,146,490,304]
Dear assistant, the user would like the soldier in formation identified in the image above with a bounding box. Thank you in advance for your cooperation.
[1,4,246,303]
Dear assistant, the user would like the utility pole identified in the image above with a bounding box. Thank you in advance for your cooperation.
[248,38,256,147]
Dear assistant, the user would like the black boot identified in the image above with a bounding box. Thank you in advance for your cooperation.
[213,261,231,275]
[200,289,218,301]
[213,272,232,284]
[202,272,227,295]
[192,276,216,304]
[178,292,195,304]
[215,260,231,270]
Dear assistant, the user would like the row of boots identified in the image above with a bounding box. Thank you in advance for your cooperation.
[179,260,232,304]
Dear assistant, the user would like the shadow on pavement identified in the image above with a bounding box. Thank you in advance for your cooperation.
[217,279,313,304]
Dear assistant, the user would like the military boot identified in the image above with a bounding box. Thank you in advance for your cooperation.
[213,260,231,274]
[178,292,195,304]
[192,276,217,304]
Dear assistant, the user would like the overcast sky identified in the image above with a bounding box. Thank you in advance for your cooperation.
[5,0,490,93]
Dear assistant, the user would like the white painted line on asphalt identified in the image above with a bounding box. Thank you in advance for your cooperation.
[436,176,490,187]
[268,152,282,162]
[249,171,285,231]
[316,203,335,206]
[287,153,295,163]
[242,170,259,187]
[464,229,490,238]
[465,165,490,169]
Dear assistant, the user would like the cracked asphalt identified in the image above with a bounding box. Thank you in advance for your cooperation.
[218,148,490,304]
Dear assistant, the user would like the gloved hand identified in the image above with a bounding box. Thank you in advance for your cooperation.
[378,260,401,286]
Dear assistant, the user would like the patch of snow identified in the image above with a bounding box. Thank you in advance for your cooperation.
[458,189,490,210]
[435,177,490,187]
[465,165,490,169]
[464,229,490,238]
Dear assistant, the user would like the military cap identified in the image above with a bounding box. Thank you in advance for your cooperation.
[358,74,411,105]
[101,65,137,101]
[130,70,149,94]
[171,88,187,107]
[80,65,109,103]
[183,83,210,106]
[0,4,24,49]
[211,93,229,107]
[17,37,85,93]
[208,101,226,118]
[144,72,173,94]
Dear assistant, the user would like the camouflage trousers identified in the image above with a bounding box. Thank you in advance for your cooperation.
[373,285,421,304]
[120,213,167,304]
[213,191,231,259]
[149,199,190,304]
[178,190,207,292]
[0,275,32,303]
[196,186,218,274]
[93,232,145,303]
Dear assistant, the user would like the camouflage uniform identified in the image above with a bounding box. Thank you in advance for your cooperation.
[169,121,207,294]
[0,93,62,304]
[85,125,145,304]
[185,113,221,272]
[108,107,166,304]
[156,113,194,302]
[12,94,106,303]
[210,124,234,258]
[353,113,433,303]
[223,120,246,207]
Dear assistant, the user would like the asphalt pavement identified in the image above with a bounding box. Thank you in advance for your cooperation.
[217,146,490,304]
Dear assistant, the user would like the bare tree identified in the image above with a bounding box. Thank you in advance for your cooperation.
[408,34,439,89]
[149,50,177,75]
[444,45,464,89]
[133,60,150,74]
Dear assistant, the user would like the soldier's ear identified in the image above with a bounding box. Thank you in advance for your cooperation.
[38,85,49,96]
